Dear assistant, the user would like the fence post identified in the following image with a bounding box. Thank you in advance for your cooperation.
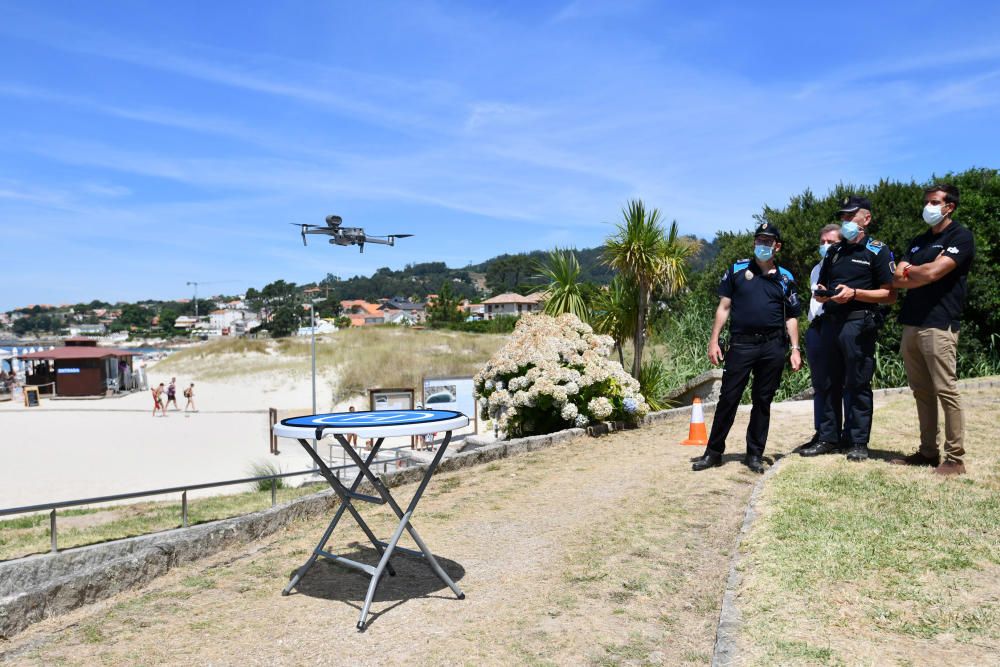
[182,490,188,528]
[271,479,277,507]
[50,509,58,553]
[269,408,279,454]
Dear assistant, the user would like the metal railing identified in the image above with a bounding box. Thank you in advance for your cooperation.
[0,451,414,555]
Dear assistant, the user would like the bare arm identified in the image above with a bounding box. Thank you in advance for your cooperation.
[894,254,958,289]
[785,317,801,371]
[707,297,732,366]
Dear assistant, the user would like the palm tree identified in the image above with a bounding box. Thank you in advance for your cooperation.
[603,199,696,378]
[591,274,637,367]
[535,248,590,321]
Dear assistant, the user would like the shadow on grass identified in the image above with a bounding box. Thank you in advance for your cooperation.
[287,542,466,628]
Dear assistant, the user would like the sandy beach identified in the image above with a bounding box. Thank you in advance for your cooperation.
[0,361,479,510]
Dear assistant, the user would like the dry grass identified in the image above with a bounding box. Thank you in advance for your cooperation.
[0,402,806,665]
[156,328,505,401]
[740,385,1000,666]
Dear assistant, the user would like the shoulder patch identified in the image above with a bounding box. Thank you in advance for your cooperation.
[733,260,750,272]
[865,238,884,254]
[778,266,794,281]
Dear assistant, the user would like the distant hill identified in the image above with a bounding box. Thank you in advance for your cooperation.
[322,239,711,302]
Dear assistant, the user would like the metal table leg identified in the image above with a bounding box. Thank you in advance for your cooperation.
[282,437,395,596]
[334,431,464,629]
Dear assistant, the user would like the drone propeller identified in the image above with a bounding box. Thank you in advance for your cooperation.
[388,234,414,238]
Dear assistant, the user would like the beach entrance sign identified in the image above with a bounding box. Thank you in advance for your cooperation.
[368,387,414,412]
[24,386,40,407]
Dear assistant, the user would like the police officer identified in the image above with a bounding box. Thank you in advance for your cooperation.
[800,195,896,461]
[692,222,802,474]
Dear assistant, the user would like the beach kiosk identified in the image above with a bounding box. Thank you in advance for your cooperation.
[16,338,135,397]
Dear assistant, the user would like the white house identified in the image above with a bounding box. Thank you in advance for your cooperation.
[481,293,545,320]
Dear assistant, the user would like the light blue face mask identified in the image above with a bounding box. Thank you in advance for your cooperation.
[819,242,834,259]
[754,244,774,261]
[841,221,860,241]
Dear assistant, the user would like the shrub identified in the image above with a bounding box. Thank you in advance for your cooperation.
[474,313,648,438]
[246,460,285,492]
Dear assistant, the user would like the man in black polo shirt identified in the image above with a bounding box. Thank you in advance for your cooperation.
[801,195,896,461]
[890,184,976,476]
[692,222,802,474]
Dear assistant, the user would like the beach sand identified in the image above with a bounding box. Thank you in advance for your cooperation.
[0,363,478,510]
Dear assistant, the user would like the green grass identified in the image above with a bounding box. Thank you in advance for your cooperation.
[0,483,326,561]
[741,387,1000,665]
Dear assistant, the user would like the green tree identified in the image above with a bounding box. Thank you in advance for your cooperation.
[268,303,300,338]
[118,304,153,329]
[591,275,638,367]
[604,200,694,378]
[535,248,590,320]
[426,282,465,325]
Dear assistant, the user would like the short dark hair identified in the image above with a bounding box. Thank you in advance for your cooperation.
[924,183,960,210]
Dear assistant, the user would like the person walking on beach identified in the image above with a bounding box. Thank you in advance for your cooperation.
[183,383,196,412]
[691,222,802,474]
[165,377,179,411]
[152,383,167,417]
[346,406,358,447]
[890,184,975,476]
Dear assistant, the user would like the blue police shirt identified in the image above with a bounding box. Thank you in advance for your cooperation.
[718,259,801,333]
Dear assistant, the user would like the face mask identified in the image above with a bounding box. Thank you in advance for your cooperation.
[841,221,860,241]
[819,242,834,259]
[754,244,774,261]
[923,204,945,225]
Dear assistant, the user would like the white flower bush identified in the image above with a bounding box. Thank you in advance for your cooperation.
[474,313,648,438]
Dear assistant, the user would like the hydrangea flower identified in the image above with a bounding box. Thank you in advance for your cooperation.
[474,313,649,437]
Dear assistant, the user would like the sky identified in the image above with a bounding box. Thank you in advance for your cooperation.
[1,0,999,310]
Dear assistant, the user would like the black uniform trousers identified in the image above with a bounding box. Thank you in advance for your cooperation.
[806,318,850,441]
[818,313,876,446]
[706,335,787,458]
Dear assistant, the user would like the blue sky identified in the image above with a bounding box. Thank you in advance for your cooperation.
[1,1,999,310]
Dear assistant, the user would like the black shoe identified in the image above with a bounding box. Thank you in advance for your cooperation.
[744,455,765,474]
[799,441,840,457]
[692,451,722,471]
[792,433,819,454]
[846,444,869,462]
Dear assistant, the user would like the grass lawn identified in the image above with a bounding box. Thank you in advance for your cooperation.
[739,385,1000,665]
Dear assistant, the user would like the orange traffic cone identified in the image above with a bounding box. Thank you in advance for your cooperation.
[681,397,709,445]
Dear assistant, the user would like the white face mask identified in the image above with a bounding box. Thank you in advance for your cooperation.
[923,204,945,225]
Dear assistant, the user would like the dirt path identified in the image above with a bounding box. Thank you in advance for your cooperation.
[0,403,817,666]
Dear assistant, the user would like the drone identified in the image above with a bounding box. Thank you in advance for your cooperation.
[293,215,413,253]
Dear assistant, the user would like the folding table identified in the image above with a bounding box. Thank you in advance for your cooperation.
[273,409,468,630]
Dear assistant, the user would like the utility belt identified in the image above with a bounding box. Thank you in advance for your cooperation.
[826,307,886,331]
[730,329,786,344]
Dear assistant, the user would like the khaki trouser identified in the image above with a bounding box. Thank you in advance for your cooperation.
[900,325,965,462]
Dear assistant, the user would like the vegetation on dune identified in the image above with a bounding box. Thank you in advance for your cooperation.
[156,327,506,403]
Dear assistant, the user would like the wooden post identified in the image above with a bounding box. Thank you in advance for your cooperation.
[269,408,279,454]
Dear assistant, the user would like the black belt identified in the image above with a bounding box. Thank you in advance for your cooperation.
[731,330,784,344]
[827,309,870,321]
